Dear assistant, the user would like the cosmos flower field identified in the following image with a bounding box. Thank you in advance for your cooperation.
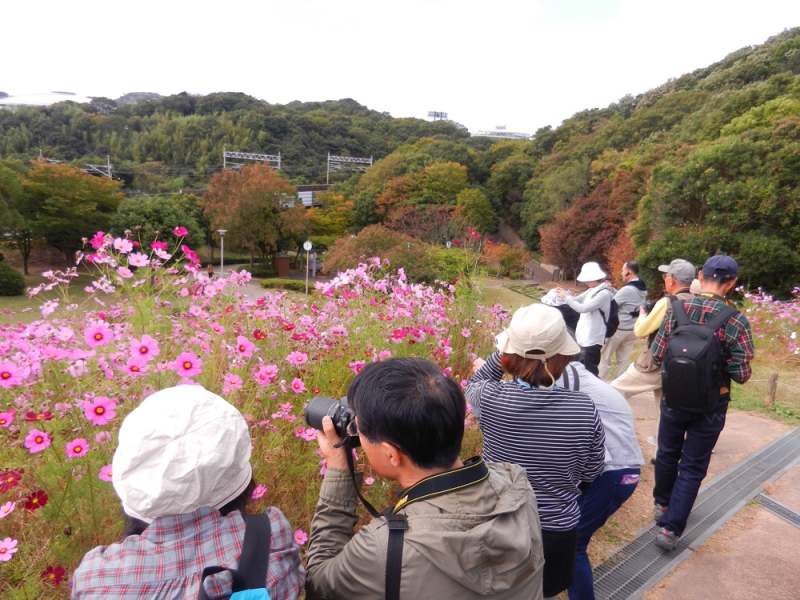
[0,230,503,597]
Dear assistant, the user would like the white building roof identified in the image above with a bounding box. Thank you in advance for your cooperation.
[0,92,93,107]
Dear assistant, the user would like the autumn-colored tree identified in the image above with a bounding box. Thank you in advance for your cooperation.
[606,229,638,288]
[481,242,531,278]
[202,163,300,266]
[540,181,625,280]
[384,205,468,246]
[307,193,354,237]
[456,188,497,235]
[22,161,123,267]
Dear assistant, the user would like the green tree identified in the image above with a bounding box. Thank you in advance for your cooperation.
[0,160,38,275]
[111,195,205,249]
[23,162,123,267]
[456,188,497,234]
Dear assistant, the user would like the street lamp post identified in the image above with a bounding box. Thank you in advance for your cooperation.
[217,230,227,277]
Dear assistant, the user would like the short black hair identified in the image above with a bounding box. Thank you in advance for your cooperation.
[624,261,639,275]
[347,357,465,470]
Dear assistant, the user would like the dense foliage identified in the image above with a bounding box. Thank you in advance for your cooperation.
[0,262,25,296]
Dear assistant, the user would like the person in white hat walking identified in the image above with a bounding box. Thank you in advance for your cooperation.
[556,262,612,376]
[72,385,305,600]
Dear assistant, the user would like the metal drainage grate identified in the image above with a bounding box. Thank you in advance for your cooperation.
[592,427,800,600]
[756,493,800,529]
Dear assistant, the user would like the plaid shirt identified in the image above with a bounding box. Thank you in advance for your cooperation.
[651,293,754,386]
[72,506,305,600]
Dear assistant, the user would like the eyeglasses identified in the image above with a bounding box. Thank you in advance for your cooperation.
[346,418,360,438]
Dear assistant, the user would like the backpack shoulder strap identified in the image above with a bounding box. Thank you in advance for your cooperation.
[237,512,273,591]
[704,306,738,333]
[671,299,691,327]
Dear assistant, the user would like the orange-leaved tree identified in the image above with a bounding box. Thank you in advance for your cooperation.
[202,163,302,266]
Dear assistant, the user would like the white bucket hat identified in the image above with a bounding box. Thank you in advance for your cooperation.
[495,304,581,360]
[576,262,607,282]
[112,385,253,523]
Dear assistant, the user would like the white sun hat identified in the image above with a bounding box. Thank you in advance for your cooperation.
[112,385,253,523]
[576,262,607,282]
[495,304,581,360]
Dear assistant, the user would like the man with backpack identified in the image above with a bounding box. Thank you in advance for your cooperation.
[556,262,612,376]
[650,255,754,551]
[599,261,648,382]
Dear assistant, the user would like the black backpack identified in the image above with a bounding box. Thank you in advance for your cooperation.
[661,299,738,414]
[599,291,620,339]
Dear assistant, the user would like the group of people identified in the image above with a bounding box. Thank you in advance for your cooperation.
[69,254,753,600]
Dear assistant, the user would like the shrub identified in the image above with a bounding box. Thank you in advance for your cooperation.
[0,262,25,296]
[260,278,308,292]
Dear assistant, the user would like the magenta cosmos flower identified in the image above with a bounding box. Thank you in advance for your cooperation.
[252,484,267,499]
[65,438,90,459]
[286,351,308,366]
[24,429,52,453]
[130,334,160,361]
[290,378,306,394]
[173,226,188,237]
[235,336,255,358]
[125,355,150,377]
[0,410,14,427]
[98,465,113,482]
[84,322,113,348]
[223,373,243,390]
[0,361,24,388]
[82,396,117,426]
[0,538,18,562]
[173,352,202,377]
[254,365,278,386]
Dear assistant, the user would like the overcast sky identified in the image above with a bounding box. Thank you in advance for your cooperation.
[4,0,800,134]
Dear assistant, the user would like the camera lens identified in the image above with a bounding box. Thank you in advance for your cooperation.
[305,396,341,431]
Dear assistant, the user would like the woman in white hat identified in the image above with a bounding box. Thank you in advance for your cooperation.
[72,385,305,600]
[466,304,606,600]
[556,262,612,376]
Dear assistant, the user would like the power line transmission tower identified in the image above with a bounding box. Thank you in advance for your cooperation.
[84,155,113,179]
[223,146,281,170]
[428,111,448,121]
[326,153,372,184]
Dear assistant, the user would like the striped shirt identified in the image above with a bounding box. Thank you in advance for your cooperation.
[466,352,606,531]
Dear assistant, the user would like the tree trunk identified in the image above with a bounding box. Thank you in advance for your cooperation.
[22,250,30,276]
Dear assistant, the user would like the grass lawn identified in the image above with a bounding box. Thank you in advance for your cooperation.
[0,272,95,325]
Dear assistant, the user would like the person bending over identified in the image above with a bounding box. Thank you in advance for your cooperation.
[306,357,544,600]
[72,385,305,600]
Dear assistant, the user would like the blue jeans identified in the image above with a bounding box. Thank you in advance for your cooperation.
[568,468,640,600]
[653,397,728,536]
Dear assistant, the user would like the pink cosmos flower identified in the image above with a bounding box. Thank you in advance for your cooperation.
[293,529,308,546]
[125,355,150,376]
[290,378,306,394]
[0,501,15,519]
[0,361,24,388]
[254,365,278,386]
[211,322,225,334]
[154,248,172,261]
[66,438,90,459]
[24,429,52,453]
[300,427,317,442]
[88,231,105,249]
[364,476,375,486]
[223,373,243,390]
[173,226,188,237]
[181,245,200,265]
[151,240,168,250]
[252,484,267,499]
[0,538,18,562]
[461,328,471,338]
[286,351,308,366]
[128,252,150,268]
[378,350,392,361]
[117,266,134,279]
[56,327,74,341]
[348,360,365,375]
[0,410,14,428]
[173,352,202,377]
[130,334,160,361]
[235,336,255,358]
[98,465,113,482]
[84,322,113,348]
[82,396,117,426]
[113,238,133,254]
[95,431,112,443]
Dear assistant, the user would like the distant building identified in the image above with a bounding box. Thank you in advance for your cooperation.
[296,184,331,207]
[0,91,93,112]
[472,125,532,140]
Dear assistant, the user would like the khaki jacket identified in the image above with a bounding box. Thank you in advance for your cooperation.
[305,462,544,600]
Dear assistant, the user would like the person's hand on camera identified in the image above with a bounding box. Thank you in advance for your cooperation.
[472,358,485,374]
[316,416,349,471]
[555,287,566,300]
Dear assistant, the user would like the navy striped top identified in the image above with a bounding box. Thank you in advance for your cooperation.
[466,352,606,531]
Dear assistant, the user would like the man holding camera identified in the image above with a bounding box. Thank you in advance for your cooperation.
[305,357,545,599]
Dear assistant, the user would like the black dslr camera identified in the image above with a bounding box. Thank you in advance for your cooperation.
[304,396,360,447]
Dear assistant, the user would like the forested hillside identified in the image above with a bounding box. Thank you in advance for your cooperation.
[2,28,800,294]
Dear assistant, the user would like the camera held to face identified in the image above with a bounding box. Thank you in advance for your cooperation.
[304,396,360,447]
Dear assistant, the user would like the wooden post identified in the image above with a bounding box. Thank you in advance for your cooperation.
[765,372,779,407]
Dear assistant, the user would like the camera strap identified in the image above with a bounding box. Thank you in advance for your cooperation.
[345,449,489,600]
